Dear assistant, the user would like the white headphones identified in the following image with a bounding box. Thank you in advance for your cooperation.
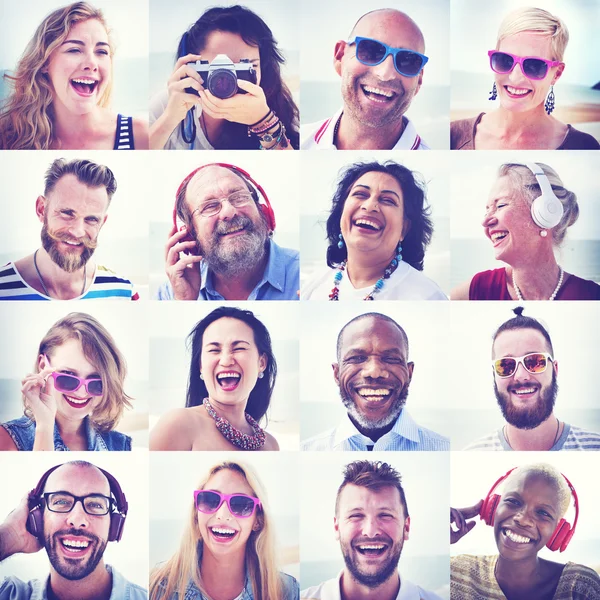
[524,163,564,229]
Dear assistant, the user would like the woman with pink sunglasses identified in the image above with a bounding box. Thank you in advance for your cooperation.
[0,312,133,451]
[149,460,299,600]
[451,7,599,150]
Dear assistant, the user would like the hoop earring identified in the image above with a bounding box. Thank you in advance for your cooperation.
[489,82,497,101]
[337,234,344,249]
[545,86,555,115]
[199,373,204,380]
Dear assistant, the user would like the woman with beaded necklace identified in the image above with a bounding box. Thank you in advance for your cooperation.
[150,306,279,451]
[302,160,447,301]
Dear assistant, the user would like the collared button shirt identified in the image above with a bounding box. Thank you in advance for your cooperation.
[157,239,299,301]
[300,571,443,600]
[300,409,449,451]
[300,108,429,150]
[0,416,131,451]
[0,565,147,600]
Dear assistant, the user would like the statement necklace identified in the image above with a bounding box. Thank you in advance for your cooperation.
[512,266,564,301]
[203,397,266,451]
[329,256,401,301]
[33,249,86,298]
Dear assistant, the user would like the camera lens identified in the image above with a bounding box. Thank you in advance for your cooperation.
[208,69,237,99]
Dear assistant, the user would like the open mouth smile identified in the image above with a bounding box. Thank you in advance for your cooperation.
[353,218,382,232]
[216,371,241,391]
[355,387,392,403]
[354,541,389,556]
[504,85,532,99]
[361,84,397,103]
[501,527,534,545]
[509,384,540,400]
[489,230,508,246]
[59,536,93,557]
[63,395,92,408]
[70,78,99,96]
[209,525,238,543]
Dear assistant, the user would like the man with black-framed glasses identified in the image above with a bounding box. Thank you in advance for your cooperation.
[0,461,147,600]
[464,306,600,451]
[301,8,430,150]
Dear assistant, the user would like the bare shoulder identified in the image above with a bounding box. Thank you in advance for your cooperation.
[263,431,280,451]
[150,407,201,450]
[132,117,149,149]
[0,426,18,451]
[450,279,472,300]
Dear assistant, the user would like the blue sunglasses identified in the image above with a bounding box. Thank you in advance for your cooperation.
[347,37,428,77]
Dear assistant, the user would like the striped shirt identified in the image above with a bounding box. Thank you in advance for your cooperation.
[300,108,429,150]
[113,114,134,150]
[451,555,600,599]
[463,423,600,451]
[301,409,449,451]
[0,262,139,301]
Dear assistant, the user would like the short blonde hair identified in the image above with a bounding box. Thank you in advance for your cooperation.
[149,461,283,600]
[497,7,569,62]
[26,312,132,432]
[503,463,571,519]
[498,162,579,246]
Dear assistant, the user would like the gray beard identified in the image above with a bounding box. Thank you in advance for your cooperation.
[198,215,269,278]
[494,372,558,430]
[340,385,409,432]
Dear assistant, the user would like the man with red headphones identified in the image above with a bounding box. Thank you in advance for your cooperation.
[158,163,299,301]
[0,461,147,600]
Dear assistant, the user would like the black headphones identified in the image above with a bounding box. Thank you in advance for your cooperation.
[26,463,128,543]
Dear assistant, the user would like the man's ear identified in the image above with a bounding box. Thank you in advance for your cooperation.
[334,516,340,541]
[403,515,411,540]
[333,40,346,77]
[101,214,108,228]
[35,196,47,222]
[332,362,340,385]
[407,362,414,382]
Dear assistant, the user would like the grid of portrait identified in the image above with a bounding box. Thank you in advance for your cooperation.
[0,1,599,599]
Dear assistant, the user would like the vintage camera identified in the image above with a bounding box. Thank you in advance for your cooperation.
[186,54,257,99]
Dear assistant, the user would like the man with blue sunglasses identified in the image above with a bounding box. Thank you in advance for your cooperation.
[301,9,430,150]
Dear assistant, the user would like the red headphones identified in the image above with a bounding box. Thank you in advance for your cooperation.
[479,467,579,552]
[26,463,128,543]
[172,162,276,244]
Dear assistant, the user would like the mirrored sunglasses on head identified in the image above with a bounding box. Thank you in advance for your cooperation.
[348,37,428,77]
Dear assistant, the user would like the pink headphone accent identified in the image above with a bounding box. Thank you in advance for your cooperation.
[479,467,579,552]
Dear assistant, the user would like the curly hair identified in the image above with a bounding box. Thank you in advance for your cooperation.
[185,306,277,425]
[326,161,434,271]
[0,2,113,150]
[177,5,299,149]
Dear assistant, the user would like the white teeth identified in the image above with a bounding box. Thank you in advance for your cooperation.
[506,86,530,96]
[514,387,536,395]
[504,529,531,544]
[355,219,381,230]
[72,78,96,85]
[64,240,81,246]
[363,86,394,98]
[491,232,507,241]
[217,372,241,380]
[358,544,385,550]
[65,396,89,404]
[62,539,89,548]
[357,389,390,397]
[223,225,244,234]
[211,526,236,535]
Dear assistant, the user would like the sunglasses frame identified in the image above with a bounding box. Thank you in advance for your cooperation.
[347,36,429,77]
[487,50,562,81]
[492,352,554,378]
[49,371,104,397]
[194,490,262,518]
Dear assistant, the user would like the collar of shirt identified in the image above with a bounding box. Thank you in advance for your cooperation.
[315,571,424,600]
[199,238,286,301]
[332,409,420,450]
[313,108,422,150]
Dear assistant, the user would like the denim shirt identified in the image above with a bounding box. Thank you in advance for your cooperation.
[0,565,147,599]
[159,571,299,600]
[0,415,131,451]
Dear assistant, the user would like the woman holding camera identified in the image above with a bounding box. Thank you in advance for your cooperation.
[149,5,299,150]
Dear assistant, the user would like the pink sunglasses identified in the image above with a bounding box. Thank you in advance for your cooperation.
[488,50,561,81]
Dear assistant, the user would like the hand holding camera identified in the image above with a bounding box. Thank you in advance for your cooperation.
[165,53,205,122]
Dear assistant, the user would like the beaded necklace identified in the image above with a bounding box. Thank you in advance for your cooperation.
[512,266,564,301]
[203,397,266,451]
[329,255,401,301]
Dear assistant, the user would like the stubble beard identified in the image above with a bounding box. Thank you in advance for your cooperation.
[41,223,97,273]
[494,372,558,430]
[45,529,106,581]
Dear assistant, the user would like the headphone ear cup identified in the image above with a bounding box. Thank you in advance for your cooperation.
[26,505,44,541]
[481,494,501,526]
[530,192,564,229]
[547,518,571,552]
[108,513,126,542]
[259,203,276,231]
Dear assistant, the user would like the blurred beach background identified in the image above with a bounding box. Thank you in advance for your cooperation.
[451,0,600,142]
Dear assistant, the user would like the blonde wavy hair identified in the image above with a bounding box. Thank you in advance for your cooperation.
[0,2,114,150]
[24,312,132,432]
[149,461,283,600]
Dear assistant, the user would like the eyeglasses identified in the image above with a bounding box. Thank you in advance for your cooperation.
[43,492,113,515]
[50,372,103,397]
[192,192,254,219]
[492,353,554,378]
[194,490,262,518]
[488,50,561,81]
[347,37,428,77]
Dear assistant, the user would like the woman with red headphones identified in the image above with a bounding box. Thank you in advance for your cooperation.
[449,463,600,599]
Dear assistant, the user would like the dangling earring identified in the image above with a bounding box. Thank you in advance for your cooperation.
[394,241,403,265]
[489,82,497,101]
[540,229,548,238]
[337,233,344,249]
[545,86,555,115]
